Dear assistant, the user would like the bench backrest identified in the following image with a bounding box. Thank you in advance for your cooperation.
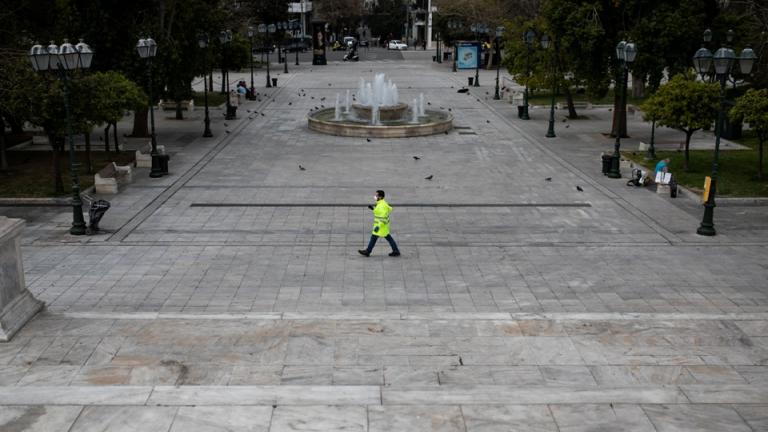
[98,162,117,178]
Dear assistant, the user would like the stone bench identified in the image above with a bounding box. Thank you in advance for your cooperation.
[135,143,165,168]
[94,162,133,194]
[158,99,194,111]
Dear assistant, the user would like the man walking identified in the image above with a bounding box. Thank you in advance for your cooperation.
[359,190,400,257]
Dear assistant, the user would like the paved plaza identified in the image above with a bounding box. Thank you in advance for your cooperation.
[1,52,768,431]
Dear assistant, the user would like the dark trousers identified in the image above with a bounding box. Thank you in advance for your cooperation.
[366,234,399,254]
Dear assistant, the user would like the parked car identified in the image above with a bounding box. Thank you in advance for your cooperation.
[387,40,407,50]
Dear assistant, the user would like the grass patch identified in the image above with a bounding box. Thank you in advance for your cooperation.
[191,91,227,107]
[0,150,135,198]
[623,130,768,197]
[527,88,647,107]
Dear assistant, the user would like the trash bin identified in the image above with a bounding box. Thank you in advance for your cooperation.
[669,178,678,198]
[443,52,451,60]
[88,199,111,234]
[159,154,170,175]
[601,154,613,175]
[517,105,524,119]
[468,77,474,86]
[272,78,278,87]
[432,55,436,62]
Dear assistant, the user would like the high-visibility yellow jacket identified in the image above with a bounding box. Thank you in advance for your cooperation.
[372,199,392,237]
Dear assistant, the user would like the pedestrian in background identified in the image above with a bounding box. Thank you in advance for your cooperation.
[359,190,400,257]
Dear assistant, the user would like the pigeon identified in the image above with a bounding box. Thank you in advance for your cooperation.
[247,109,252,113]
[321,105,324,108]
[413,156,420,160]
[320,97,326,101]
[288,102,292,105]
[366,138,371,142]
[485,91,489,95]
[566,125,570,128]
[223,123,228,127]
[459,357,464,366]
[450,86,454,88]
[225,130,231,134]
[448,108,452,111]
[545,177,552,182]
[439,106,444,109]
[576,186,584,192]
[425,175,434,180]
[486,120,490,123]
[444,131,449,134]
[457,88,469,93]
[260,113,265,116]
[328,83,332,86]
[314,107,319,110]
[299,164,306,171]
[311,96,315,99]
[562,118,567,122]
[427,102,431,105]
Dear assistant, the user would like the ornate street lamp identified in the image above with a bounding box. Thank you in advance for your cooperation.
[198,34,213,138]
[606,40,637,178]
[693,29,757,236]
[136,37,165,179]
[541,34,558,138]
[493,26,505,100]
[521,29,536,120]
[294,21,301,66]
[282,22,289,74]
[259,24,275,88]
[29,39,93,235]
[470,23,487,87]
[247,27,256,99]
[448,19,463,73]
[219,30,235,120]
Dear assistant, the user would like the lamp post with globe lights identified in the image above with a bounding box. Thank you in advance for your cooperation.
[540,34,557,138]
[136,37,165,178]
[606,40,637,179]
[493,26,505,100]
[28,39,93,235]
[198,34,213,138]
[247,27,256,99]
[692,29,757,236]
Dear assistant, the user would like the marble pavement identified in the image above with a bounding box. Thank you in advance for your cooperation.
[1,53,767,431]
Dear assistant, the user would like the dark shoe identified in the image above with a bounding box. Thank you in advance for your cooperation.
[389,251,401,257]
[358,250,370,257]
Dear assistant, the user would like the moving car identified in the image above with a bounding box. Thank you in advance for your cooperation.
[387,40,407,50]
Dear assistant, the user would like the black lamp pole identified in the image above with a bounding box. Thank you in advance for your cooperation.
[693,29,756,236]
[30,41,91,235]
[135,37,163,178]
[219,30,235,120]
[541,34,556,138]
[295,22,300,66]
[607,41,637,179]
[247,27,255,99]
[493,26,504,100]
[198,34,213,138]
[521,30,536,120]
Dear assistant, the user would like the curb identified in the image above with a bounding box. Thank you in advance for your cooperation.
[0,197,71,207]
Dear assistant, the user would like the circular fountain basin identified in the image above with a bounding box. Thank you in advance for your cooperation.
[308,109,453,138]
[352,103,409,122]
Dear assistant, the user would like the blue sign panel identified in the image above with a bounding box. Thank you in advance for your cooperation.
[456,42,481,70]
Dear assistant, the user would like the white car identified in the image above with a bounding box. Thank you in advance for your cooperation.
[388,40,407,50]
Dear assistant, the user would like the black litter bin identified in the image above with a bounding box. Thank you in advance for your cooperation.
[517,105,524,119]
[669,178,678,198]
[272,78,278,87]
[601,154,613,175]
[88,199,111,234]
[159,154,170,175]
[468,77,474,86]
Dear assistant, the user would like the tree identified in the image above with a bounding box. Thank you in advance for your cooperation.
[642,74,719,171]
[0,52,42,170]
[731,88,768,179]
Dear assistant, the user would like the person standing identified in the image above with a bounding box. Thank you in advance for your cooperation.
[359,190,400,257]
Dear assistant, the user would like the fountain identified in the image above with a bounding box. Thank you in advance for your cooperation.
[307,72,453,138]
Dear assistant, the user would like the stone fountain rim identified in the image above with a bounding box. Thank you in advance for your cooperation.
[307,108,454,138]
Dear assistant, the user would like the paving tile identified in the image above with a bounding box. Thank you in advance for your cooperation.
[462,405,557,432]
[0,406,82,432]
[270,406,366,432]
[69,406,177,432]
[643,404,752,432]
[170,406,272,432]
[550,404,655,432]
[369,405,465,432]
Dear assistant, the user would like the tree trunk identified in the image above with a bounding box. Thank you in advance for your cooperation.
[113,122,119,153]
[758,137,764,180]
[175,100,183,120]
[221,70,226,93]
[209,72,213,96]
[0,117,8,171]
[132,107,150,137]
[684,130,693,172]
[564,86,578,119]
[8,117,23,135]
[50,135,64,194]
[104,124,111,152]
[632,75,645,99]
[84,132,92,175]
